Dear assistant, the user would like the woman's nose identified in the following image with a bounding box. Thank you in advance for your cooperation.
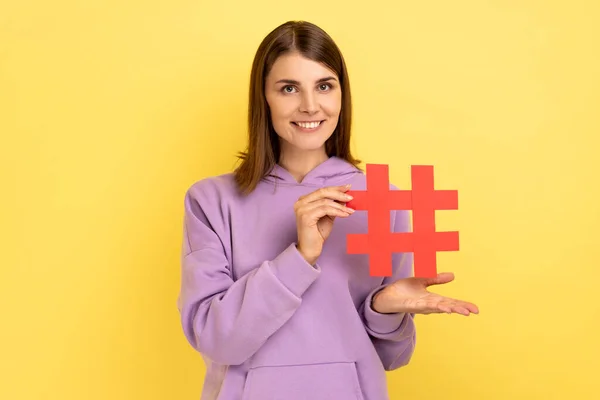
[299,91,318,113]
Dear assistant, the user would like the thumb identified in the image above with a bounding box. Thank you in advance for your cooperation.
[421,272,455,287]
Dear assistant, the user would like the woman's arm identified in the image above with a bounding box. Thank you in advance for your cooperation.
[177,180,320,366]
[358,208,417,371]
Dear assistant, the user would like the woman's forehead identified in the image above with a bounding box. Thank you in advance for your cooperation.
[267,53,337,82]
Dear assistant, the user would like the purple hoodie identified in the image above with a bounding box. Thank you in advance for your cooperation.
[178,156,416,400]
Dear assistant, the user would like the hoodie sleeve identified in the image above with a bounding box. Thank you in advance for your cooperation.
[177,180,321,366]
[359,208,417,371]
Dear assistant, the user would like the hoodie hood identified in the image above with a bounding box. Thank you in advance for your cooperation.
[264,156,362,187]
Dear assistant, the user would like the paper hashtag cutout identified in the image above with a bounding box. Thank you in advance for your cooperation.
[346,164,459,278]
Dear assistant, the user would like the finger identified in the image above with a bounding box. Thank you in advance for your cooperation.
[459,301,479,314]
[300,198,354,215]
[441,299,478,315]
[297,185,353,206]
[422,272,455,286]
[420,297,451,314]
[307,205,353,221]
[437,304,453,314]
[452,305,471,316]
[446,298,478,314]
[432,299,463,315]
[299,205,352,226]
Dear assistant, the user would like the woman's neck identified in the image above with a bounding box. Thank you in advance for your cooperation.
[278,148,329,183]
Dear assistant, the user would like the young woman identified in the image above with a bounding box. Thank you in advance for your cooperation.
[178,20,478,400]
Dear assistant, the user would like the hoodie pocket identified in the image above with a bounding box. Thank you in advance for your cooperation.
[241,361,365,400]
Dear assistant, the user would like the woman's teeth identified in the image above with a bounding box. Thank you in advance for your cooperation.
[295,121,321,129]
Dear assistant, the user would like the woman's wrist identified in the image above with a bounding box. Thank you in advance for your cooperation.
[296,244,317,266]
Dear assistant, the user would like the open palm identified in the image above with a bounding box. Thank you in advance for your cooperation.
[373,272,479,316]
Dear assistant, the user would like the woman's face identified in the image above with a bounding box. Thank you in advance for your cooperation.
[264,52,342,157]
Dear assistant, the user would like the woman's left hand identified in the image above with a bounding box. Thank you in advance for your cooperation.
[372,272,479,316]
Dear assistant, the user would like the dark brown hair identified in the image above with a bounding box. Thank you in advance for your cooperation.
[233,20,361,195]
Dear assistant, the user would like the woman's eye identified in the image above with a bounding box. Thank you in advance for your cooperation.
[281,84,332,93]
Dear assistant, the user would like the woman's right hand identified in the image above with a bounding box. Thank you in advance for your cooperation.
[293,184,355,265]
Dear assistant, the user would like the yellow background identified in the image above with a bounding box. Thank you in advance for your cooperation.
[1,0,598,399]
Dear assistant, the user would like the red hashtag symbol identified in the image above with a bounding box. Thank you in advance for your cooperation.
[346,164,459,278]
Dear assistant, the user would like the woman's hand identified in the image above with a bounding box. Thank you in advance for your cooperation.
[294,184,355,265]
[372,272,479,316]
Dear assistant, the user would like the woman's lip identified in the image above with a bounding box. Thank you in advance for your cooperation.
[291,120,324,132]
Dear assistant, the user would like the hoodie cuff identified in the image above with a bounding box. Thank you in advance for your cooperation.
[363,285,408,335]
[268,243,321,298]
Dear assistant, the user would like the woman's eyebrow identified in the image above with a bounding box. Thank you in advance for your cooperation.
[275,76,338,85]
